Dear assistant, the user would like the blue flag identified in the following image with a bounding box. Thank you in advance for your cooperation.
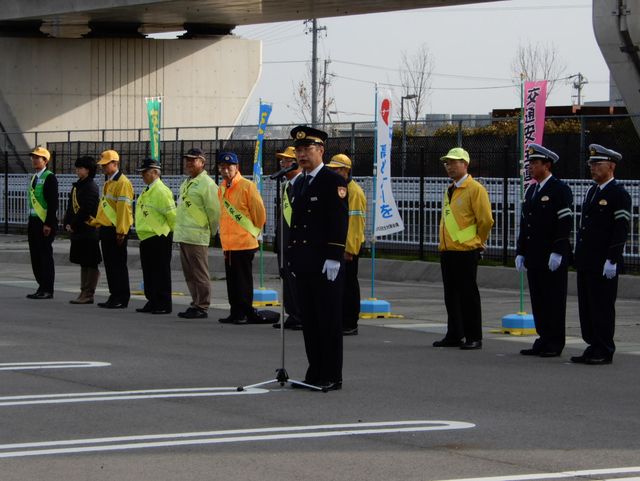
[252,102,272,193]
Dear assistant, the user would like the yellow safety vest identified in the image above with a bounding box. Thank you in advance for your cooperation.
[442,190,477,243]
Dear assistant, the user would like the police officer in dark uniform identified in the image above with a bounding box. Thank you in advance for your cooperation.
[515,144,573,357]
[572,144,631,365]
[288,126,348,391]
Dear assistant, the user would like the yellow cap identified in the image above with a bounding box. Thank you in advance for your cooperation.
[440,147,470,164]
[276,146,296,160]
[30,146,51,162]
[97,150,120,165]
[327,154,352,169]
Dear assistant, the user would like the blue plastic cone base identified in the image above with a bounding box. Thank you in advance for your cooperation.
[360,298,391,315]
[501,313,535,329]
[252,288,280,307]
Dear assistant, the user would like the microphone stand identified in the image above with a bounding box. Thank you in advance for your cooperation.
[237,170,323,392]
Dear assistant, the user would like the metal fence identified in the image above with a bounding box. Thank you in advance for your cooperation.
[2,173,639,272]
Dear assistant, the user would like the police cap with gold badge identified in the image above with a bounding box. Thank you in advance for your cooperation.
[588,144,622,163]
[527,143,559,163]
[290,125,328,147]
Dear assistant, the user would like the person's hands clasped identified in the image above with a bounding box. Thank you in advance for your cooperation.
[515,255,526,273]
[548,253,562,272]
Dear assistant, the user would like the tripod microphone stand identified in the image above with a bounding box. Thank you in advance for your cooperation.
[237,165,323,392]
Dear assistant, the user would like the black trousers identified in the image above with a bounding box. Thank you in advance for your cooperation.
[342,255,360,330]
[224,249,256,319]
[99,226,130,305]
[295,269,344,383]
[577,270,618,360]
[140,234,173,311]
[440,250,482,342]
[527,266,568,353]
[28,217,55,293]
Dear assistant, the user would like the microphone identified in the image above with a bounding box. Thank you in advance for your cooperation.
[269,162,298,180]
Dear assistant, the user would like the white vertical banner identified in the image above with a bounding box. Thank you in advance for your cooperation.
[374,91,405,237]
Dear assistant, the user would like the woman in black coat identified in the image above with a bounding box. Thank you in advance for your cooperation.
[63,156,102,304]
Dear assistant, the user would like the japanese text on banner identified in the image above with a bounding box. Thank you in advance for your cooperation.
[522,81,548,186]
[253,102,272,193]
[374,94,404,237]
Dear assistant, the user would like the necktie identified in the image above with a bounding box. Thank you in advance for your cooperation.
[585,185,598,206]
[31,175,37,189]
[447,183,456,201]
[532,183,540,200]
[300,174,312,196]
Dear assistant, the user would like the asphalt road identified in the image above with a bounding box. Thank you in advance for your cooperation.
[0,261,639,481]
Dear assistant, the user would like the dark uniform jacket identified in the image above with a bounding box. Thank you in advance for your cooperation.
[516,176,573,269]
[63,177,100,240]
[574,179,631,273]
[288,165,348,274]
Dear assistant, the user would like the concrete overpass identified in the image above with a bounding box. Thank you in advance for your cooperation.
[1,1,638,173]
[0,0,498,171]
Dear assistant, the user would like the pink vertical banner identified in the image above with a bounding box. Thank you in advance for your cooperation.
[522,80,548,186]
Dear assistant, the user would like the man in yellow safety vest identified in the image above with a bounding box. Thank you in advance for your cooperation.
[135,158,177,315]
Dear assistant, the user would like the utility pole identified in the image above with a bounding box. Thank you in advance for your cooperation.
[305,19,326,127]
[569,72,588,106]
[321,59,331,129]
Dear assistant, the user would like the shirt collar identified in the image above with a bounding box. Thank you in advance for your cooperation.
[537,174,553,189]
[306,163,324,179]
[34,167,47,178]
[453,174,468,188]
[108,170,120,181]
[598,177,615,190]
[289,172,303,185]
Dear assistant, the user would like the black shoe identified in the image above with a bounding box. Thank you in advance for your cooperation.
[136,304,154,313]
[433,338,463,347]
[178,308,208,319]
[27,291,53,300]
[151,309,172,315]
[520,348,540,356]
[218,314,246,324]
[539,351,562,358]
[99,301,127,309]
[320,381,342,392]
[342,327,358,336]
[570,355,589,364]
[460,340,482,350]
[584,356,612,365]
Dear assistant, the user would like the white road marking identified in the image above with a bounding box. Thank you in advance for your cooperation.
[0,387,267,406]
[432,467,640,481]
[0,361,110,371]
[0,420,474,458]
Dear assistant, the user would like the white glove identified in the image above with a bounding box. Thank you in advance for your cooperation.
[603,259,617,279]
[322,259,341,282]
[548,253,562,272]
[515,255,526,273]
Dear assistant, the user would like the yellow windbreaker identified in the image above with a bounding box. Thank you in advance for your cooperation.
[134,178,177,241]
[346,179,366,255]
[90,171,134,235]
[439,175,493,251]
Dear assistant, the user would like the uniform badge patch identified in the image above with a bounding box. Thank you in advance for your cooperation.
[337,186,347,198]
[541,196,550,202]
[599,199,608,206]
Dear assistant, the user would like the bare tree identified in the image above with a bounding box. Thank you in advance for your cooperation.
[290,61,335,124]
[511,42,567,98]
[398,44,434,123]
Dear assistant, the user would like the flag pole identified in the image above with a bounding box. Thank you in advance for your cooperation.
[370,85,379,299]
[518,74,526,313]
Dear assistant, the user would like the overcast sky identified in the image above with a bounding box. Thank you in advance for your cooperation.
[232,0,608,125]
